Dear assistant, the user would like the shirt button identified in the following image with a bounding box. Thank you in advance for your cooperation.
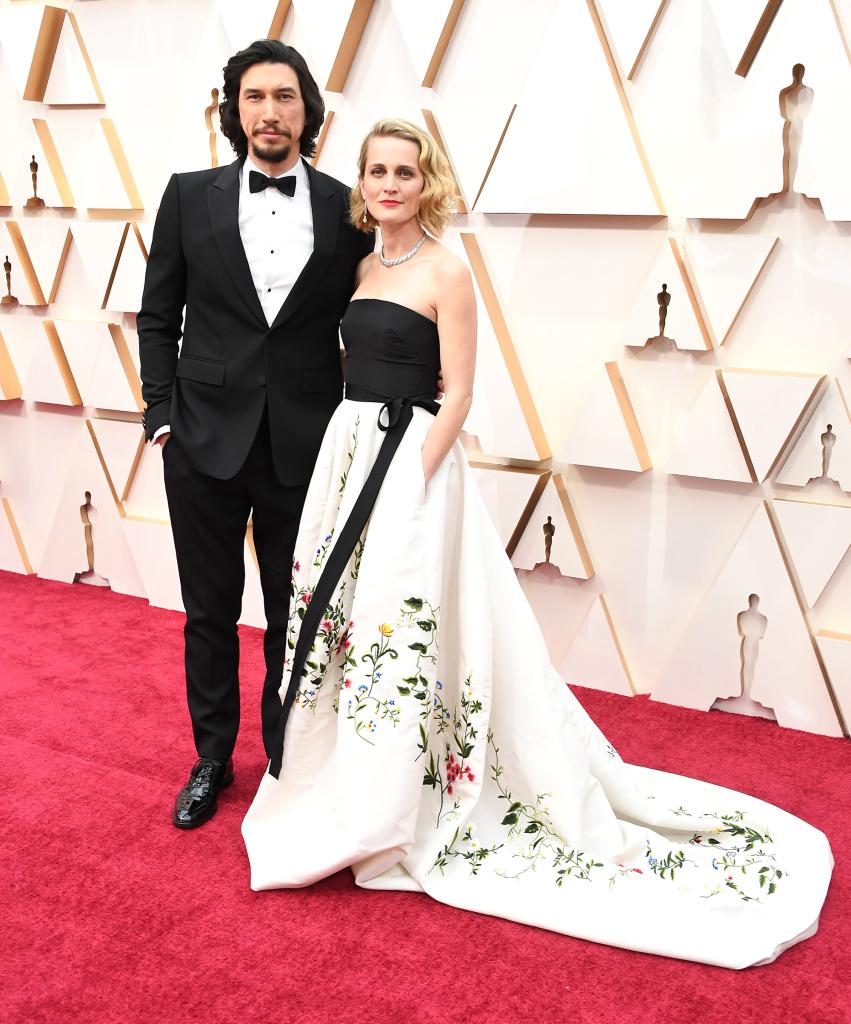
[270,250,274,254]
[272,210,276,215]
[258,376,266,386]
[267,288,271,292]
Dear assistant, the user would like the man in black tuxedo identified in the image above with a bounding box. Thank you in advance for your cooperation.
[138,40,373,829]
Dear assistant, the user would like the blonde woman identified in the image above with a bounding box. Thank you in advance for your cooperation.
[243,120,831,969]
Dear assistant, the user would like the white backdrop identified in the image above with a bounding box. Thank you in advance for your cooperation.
[0,0,849,738]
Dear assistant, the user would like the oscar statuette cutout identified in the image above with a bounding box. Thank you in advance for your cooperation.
[641,282,677,352]
[205,88,220,169]
[25,155,45,210]
[1,255,18,307]
[74,491,110,587]
[712,594,776,720]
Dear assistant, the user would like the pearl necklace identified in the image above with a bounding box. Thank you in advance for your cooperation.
[378,231,427,267]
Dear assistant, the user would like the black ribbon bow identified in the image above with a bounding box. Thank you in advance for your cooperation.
[248,170,296,197]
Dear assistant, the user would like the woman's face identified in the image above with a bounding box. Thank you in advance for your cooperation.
[360,136,424,229]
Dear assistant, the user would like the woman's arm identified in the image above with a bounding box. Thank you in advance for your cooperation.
[421,256,477,485]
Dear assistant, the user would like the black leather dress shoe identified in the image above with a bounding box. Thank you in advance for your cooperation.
[172,757,234,830]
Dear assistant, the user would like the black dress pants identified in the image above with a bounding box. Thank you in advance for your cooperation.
[163,408,308,763]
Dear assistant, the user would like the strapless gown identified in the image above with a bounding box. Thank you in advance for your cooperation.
[242,298,832,969]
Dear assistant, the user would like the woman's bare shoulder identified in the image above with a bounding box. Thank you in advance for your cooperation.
[430,243,472,288]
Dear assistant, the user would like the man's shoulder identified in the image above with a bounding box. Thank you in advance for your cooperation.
[173,163,236,186]
[308,164,351,198]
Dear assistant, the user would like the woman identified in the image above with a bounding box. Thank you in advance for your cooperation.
[242,119,832,968]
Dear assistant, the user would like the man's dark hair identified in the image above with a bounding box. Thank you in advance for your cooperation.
[219,40,325,160]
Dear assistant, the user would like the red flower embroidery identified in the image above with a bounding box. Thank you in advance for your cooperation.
[344,679,352,688]
[300,592,312,605]
[445,753,474,789]
[294,561,300,572]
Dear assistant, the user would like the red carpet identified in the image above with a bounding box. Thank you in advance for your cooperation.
[2,570,848,1024]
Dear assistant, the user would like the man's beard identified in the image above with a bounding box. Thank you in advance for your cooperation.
[250,135,292,164]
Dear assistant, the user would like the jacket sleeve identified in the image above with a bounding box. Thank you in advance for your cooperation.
[137,173,186,440]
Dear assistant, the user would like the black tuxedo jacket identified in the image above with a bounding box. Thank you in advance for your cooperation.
[138,158,374,485]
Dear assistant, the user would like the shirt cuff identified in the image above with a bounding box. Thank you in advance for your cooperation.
[151,425,171,443]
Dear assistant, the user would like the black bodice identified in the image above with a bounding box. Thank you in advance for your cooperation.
[341,298,440,403]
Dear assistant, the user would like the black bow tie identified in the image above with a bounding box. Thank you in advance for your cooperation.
[248,170,297,197]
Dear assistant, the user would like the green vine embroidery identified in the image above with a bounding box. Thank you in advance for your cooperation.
[489,732,605,883]
[343,621,400,743]
[423,675,480,826]
[295,584,349,712]
[313,531,334,569]
[690,813,783,902]
[338,415,360,496]
[351,537,365,582]
[432,822,503,876]
[431,732,609,883]
[644,843,690,880]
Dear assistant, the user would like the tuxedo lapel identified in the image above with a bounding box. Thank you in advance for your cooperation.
[207,159,267,327]
[269,161,341,331]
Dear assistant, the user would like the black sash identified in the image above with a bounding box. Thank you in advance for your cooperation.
[267,389,440,779]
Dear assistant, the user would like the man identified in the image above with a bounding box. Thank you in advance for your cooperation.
[138,40,373,829]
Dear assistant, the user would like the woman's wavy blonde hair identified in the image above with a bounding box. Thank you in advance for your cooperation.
[350,118,456,237]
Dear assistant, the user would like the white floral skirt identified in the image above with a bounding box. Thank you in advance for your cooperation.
[242,399,833,969]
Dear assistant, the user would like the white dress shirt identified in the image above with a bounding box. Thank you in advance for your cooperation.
[153,155,314,443]
[239,153,314,325]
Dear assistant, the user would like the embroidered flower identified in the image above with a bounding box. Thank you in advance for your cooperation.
[446,752,475,787]
[344,679,352,688]
[379,623,394,637]
[294,561,300,572]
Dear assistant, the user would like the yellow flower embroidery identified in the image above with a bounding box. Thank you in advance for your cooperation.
[379,623,394,637]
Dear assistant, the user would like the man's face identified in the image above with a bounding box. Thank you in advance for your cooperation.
[238,62,306,168]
